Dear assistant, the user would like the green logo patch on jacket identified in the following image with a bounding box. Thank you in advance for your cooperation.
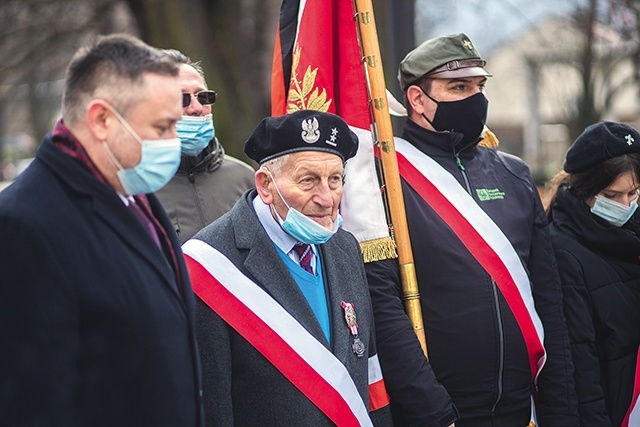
[476,188,505,201]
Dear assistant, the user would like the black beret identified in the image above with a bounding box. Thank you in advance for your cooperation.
[564,121,640,173]
[244,110,358,164]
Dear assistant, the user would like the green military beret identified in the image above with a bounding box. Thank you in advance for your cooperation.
[398,33,491,91]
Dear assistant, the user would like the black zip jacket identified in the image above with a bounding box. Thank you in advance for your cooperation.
[366,120,579,426]
[549,184,640,426]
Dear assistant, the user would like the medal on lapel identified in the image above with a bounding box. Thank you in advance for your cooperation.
[340,301,365,357]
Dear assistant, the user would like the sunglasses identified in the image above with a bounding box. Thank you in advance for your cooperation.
[182,90,217,108]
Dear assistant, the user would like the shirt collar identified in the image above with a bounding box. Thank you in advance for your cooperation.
[252,195,317,256]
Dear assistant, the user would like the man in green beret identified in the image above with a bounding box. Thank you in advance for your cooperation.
[365,33,579,426]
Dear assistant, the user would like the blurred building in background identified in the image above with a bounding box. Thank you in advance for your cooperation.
[488,14,640,181]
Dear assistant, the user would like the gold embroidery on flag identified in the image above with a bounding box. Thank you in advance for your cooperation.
[287,47,332,113]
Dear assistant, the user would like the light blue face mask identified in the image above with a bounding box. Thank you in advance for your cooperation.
[103,107,181,195]
[590,195,638,227]
[176,114,215,156]
[268,172,342,244]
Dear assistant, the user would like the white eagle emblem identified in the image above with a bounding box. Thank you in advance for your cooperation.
[301,117,320,144]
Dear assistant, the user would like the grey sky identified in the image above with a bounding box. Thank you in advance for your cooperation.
[415,0,589,55]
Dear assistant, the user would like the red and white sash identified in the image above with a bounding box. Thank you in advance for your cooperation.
[394,137,547,383]
[182,239,388,427]
[621,345,640,427]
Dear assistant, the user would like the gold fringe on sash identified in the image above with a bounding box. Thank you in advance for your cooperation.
[360,236,398,263]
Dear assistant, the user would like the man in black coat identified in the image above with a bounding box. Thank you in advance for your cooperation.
[0,34,203,426]
[364,33,579,426]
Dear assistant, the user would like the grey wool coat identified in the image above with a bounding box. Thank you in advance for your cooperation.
[191,190,392,426]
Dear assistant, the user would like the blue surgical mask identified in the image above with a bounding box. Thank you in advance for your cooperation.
[176,114,215,156]
[590,195,638,227]
[103,107,181,195]
[268,172,342,244]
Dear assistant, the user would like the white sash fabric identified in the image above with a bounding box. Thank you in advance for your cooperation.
[394,137,547,381]
[622,345,640,427]
[182,239,378,426]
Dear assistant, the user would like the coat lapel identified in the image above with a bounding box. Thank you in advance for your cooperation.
[39,139,186,308]
[91,191,184,303]
[321,237,358,364]
[231,195,329,348]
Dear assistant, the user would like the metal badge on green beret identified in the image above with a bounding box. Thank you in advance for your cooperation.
[398,33,491,91]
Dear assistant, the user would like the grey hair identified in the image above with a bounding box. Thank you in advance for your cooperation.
[260,154,291,177]
[161,48,207,86]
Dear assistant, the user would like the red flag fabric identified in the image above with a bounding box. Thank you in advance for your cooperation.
[271,0,369,128]
[271,0,396,262]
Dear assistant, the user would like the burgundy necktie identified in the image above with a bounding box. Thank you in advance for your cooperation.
[128,200,161,248]
[293,243,313,274]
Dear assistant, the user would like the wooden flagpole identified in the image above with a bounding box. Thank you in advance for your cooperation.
[353,0,428,357]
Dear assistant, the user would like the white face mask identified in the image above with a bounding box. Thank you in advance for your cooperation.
[590,195,639,227]
[175,114,215,156]
[103,107,181,195]
[267,171,342,244]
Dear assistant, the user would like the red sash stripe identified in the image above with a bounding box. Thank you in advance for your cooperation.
[367,353,389,411]
[183,240,374,426]
[394,141,545,382]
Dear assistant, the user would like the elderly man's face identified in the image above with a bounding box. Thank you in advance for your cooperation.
[179,64,211,117]
[269,151,344,230]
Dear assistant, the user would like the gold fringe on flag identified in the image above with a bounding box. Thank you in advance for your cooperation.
[360,236,398,263]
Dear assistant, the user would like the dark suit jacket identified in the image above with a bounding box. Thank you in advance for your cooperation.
[0,136,204,426]
[193,190,391,426]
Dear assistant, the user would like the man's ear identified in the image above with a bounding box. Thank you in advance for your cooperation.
[406,85,426,115]
[86,100,113,141]
[255,169,274,204]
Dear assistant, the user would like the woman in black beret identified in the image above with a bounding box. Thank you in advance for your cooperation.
[543,121,640,427]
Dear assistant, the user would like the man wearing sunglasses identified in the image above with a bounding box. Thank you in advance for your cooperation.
[157,49,254,242]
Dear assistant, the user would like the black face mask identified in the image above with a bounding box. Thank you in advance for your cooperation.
[420,89,489,146]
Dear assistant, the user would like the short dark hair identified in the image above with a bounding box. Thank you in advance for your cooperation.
[569,153,640,200]
[161,49,207,85]
[543,154,640,220]
[62,34,179,124]
[404,75,433,117]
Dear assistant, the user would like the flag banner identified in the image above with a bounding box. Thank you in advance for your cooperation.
[271,0,396,262]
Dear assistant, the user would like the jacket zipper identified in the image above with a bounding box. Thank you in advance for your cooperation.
[490,278,505,415]
[188,166,207,228]
[454,150,506,415]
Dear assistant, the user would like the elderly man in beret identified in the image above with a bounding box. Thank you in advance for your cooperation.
[182,110,392,426]
[365,34,579,426]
